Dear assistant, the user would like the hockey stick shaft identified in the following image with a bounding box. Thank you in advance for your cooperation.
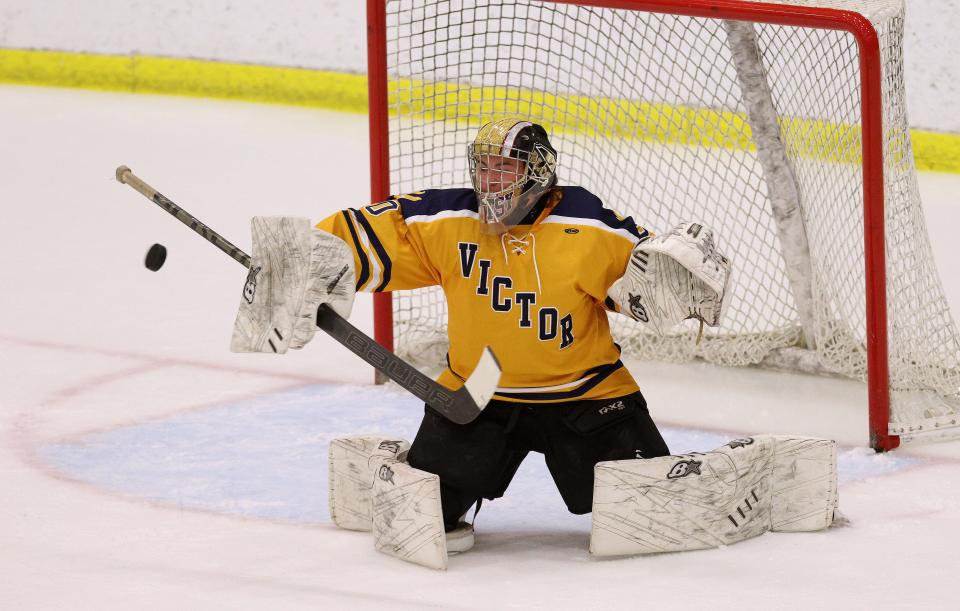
[116,166,251,267]
[115,166,498,424]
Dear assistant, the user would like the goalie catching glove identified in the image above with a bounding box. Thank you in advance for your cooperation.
[608,221,731,335]
[231,217,356,353]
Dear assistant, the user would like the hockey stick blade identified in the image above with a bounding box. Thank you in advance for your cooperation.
[115,165,501,423]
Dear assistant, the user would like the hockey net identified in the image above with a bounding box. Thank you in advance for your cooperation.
[368,0,960,449]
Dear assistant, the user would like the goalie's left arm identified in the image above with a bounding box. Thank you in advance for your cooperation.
[607,222,732,335]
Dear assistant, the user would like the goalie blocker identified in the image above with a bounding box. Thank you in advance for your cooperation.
[230,217,356,354]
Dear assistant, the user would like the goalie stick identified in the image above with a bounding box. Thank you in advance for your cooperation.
[115,165,500,424]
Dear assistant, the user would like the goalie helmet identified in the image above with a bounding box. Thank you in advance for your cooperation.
[468,118,558,234]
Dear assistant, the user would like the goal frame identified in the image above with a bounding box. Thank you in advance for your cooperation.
[365,0,895,451]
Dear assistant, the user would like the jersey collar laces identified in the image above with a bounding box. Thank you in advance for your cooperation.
[500,231,543,295]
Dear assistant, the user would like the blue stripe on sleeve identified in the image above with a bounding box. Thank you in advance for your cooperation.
[340,210,370,290]
[353,210,393,292]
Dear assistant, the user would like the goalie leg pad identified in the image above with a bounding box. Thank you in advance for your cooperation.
[589,435,837,556]
[770,436,837,532]
[590,436,776,556]
[328,435,410,532]
[372,462,448,570]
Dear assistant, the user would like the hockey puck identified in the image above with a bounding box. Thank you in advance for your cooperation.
[145,243,167,271]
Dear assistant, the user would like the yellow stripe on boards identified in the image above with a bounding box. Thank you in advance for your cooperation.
[0,48,368,112]
[912,131,960,174]
[390,78,960,173]
[2,48,958,174]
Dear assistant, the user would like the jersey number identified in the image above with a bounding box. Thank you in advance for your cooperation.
[365,192,425,216]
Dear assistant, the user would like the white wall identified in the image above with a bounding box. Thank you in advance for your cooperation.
[0,1,366,72]
[1,0,956,133]
[902,0,960,133]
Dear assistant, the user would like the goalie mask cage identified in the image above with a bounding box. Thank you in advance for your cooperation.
[365,0,960,451]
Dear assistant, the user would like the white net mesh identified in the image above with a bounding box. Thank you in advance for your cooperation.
[379,0,960,438]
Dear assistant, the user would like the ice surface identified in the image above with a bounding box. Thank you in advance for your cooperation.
[2,85,959,610]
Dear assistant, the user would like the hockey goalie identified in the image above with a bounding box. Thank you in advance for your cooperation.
[231,118,838,568]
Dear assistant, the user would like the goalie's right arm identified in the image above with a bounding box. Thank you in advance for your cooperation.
[231,192,449,354]
[607,222,732,335]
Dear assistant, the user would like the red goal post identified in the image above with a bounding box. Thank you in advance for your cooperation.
[365,0,958,451]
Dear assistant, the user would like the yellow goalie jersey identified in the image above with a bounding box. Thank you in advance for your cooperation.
[316,186,649,404]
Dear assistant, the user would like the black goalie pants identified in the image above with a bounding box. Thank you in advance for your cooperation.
[406,391,670,531]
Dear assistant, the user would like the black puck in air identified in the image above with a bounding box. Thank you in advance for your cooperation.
[145,243,167,271]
